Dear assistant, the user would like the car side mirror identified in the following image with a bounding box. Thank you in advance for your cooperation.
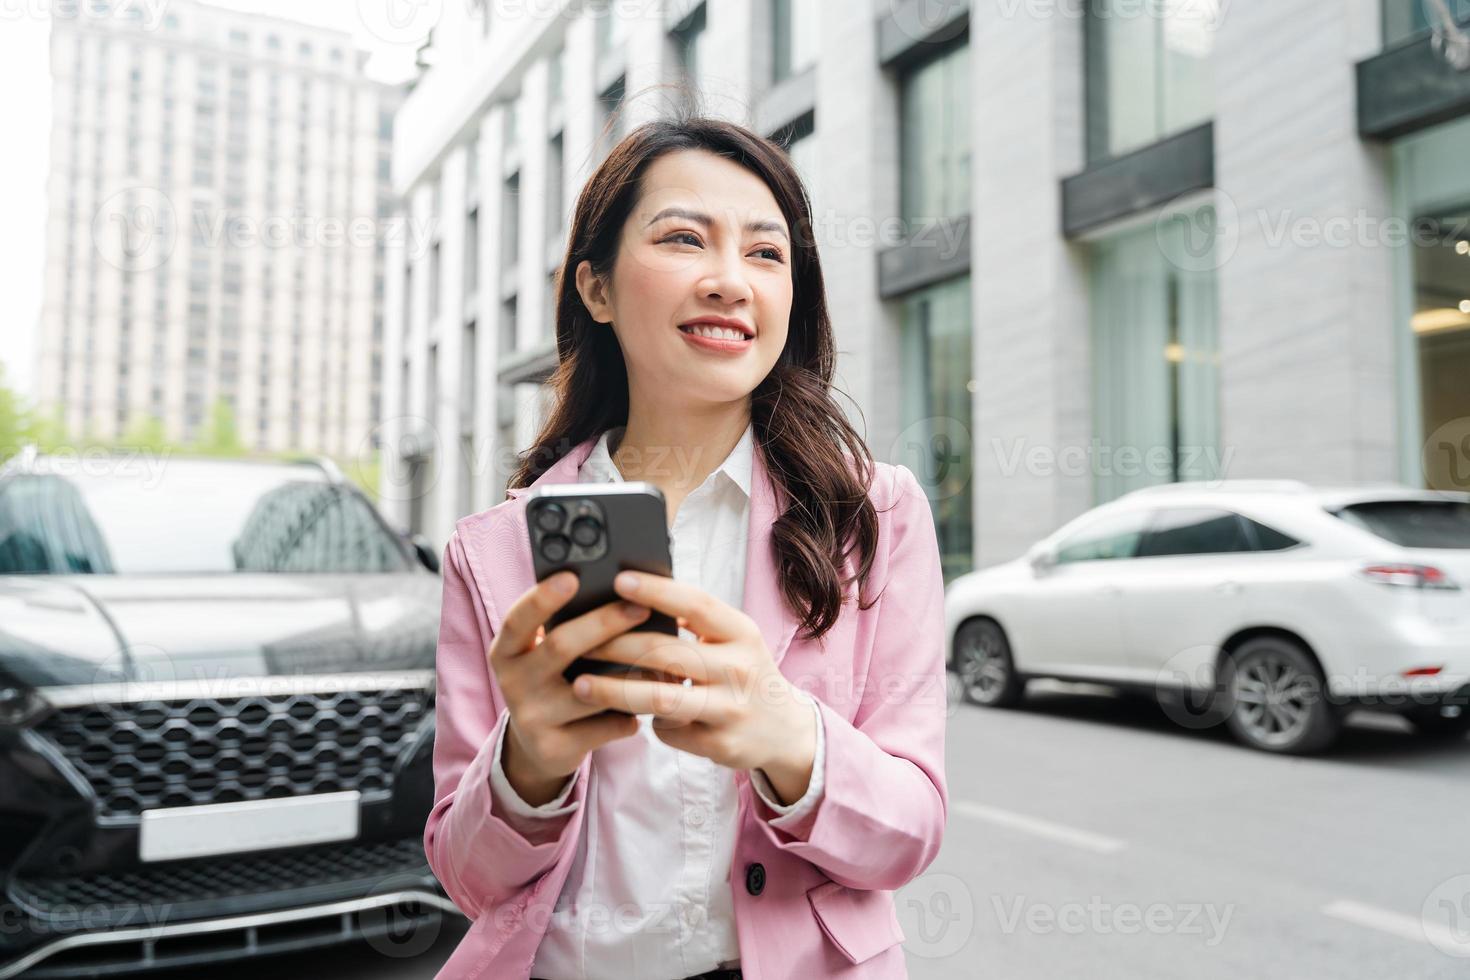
[410,533,440,574]
[1029,545,1056,575]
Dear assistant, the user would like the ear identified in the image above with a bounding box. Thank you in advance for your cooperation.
[574,260,613,324]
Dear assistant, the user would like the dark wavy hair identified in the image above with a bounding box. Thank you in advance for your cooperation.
[509,114,881,642]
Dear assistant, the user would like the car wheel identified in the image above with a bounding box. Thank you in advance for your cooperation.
[1406,705,1470,739]
[1223,638,1341,754]
[953,618,1024,708]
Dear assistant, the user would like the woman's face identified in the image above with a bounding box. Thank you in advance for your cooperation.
[576,149,793,411]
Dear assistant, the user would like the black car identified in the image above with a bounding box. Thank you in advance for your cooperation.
[0,451,453,977]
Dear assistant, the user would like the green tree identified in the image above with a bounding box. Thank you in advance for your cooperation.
[194,398,243,457]
[0,362,28,462]
[117,415,172,453]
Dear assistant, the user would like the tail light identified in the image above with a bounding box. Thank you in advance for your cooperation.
[1357,563,1461,590]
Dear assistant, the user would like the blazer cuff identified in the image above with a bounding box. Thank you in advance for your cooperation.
[749,691,826,833]
[487,711,581,842]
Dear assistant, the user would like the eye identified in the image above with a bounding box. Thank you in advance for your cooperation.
[751,245,785,263]
[660,231,702,247]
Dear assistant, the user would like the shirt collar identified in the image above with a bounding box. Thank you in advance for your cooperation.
[581,422,754,499]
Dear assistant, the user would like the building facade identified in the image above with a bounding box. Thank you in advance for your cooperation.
[383,0,1470,582]
[37,0,402,455]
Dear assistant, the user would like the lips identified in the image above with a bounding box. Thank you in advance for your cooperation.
[678,317,755,339]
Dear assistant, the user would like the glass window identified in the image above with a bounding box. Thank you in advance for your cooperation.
[1054,510,1149,564]
[1086,0,1217,160]
[0,467,409,575]
[1384,0,1470,46]
[598,75,625,150]
[1090,206,1221,503]
[1247,519,1301,551]
[772,0,817,82]
[1395,117,1470,492]
[595,0,629,56]
[900,275,973,582]
[1137,507,1251,557]
[900,39,970,224]
[672,3,708,82]
[1332,500,1470,549]
[464,208,479,300]
[546,133,565,240]
[502,172,521,270]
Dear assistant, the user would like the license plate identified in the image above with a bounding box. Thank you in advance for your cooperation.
[139,791,360,863]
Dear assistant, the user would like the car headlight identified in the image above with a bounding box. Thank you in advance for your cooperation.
[0,686,48,728]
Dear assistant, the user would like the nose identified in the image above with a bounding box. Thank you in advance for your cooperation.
[695,241,754,306]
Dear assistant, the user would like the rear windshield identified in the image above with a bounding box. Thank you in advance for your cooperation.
[1331,500,1470,549]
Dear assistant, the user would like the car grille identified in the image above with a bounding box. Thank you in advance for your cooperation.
[9,836,436,927]
[32,687,433,819]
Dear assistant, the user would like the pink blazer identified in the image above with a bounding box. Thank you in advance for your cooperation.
[425,434,949,979]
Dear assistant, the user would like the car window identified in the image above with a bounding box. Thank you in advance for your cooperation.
[0,467,412,575]
[1054,510,1148,563]
[1246,518,1300,551]
[1331,500,1470,549]
[1138,507,1254,557]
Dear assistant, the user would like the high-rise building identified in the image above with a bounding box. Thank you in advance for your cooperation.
[384,0,1470,582]
[37,0,403,455]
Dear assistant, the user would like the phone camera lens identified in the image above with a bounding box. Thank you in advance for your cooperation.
[540,533,571,563]
[534,503,565,532]
[569,516,602,547]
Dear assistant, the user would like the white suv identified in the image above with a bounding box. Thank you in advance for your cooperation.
[944,481,1470,754]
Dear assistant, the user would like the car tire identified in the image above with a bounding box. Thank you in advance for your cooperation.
[952,618,1025,708]
[1405,706,1470,739]
[1222,637,1342,754]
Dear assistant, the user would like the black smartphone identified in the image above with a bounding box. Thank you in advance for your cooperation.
[525,481,678,683]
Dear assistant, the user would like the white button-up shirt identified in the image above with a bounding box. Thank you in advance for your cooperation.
[487,421,826,980]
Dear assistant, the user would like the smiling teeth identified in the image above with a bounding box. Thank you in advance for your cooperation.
[684,324,748,341]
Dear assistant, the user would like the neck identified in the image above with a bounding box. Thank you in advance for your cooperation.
[610,401,751,497]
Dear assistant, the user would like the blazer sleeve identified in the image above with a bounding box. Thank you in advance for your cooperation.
[422,531,587,920]
[750,464,949,891]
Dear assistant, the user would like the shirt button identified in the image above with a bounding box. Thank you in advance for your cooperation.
[686,805,707,828]
[744,862,766,896]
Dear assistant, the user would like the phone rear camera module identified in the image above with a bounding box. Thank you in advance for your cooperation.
[569,516,602,547]
[540,533,571,563]
[534,502,566,532]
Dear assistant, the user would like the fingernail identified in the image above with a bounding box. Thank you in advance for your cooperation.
[574,677,592,697]
[555,573,578,595]
[616,572,639,592]
[622,601,648,618]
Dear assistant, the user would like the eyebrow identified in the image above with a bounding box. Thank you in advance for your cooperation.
[645,206,789,242]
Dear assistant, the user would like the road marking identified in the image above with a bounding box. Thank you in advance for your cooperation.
[952,801,1127,854]
[1322,900,1460,950]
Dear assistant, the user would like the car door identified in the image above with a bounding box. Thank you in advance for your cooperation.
[1117,507,1276,681]
[1018,507,1151,679]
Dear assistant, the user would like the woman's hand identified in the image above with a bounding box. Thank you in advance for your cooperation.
[488,570,653,806]
[566,570,819,806]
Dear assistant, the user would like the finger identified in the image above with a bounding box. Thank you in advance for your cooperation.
[493,571,579,663]
[612,571,750,642]
[535,600,652,675]
[583,631,721,684]
[539,686,631,727]
[571,673,730,724]
[563,708,642,751]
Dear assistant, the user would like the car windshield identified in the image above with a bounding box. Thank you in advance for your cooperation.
[0,458,412,575]
[1331,499,1470,550]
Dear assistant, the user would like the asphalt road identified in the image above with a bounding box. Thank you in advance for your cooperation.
[232,680,1470,979]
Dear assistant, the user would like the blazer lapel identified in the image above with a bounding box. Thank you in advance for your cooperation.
[462,432,802,668]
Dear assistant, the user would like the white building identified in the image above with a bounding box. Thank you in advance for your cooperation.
[37,0,402,455]
[383,0,1470,580]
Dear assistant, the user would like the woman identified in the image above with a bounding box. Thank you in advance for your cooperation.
[426,115,948,980]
